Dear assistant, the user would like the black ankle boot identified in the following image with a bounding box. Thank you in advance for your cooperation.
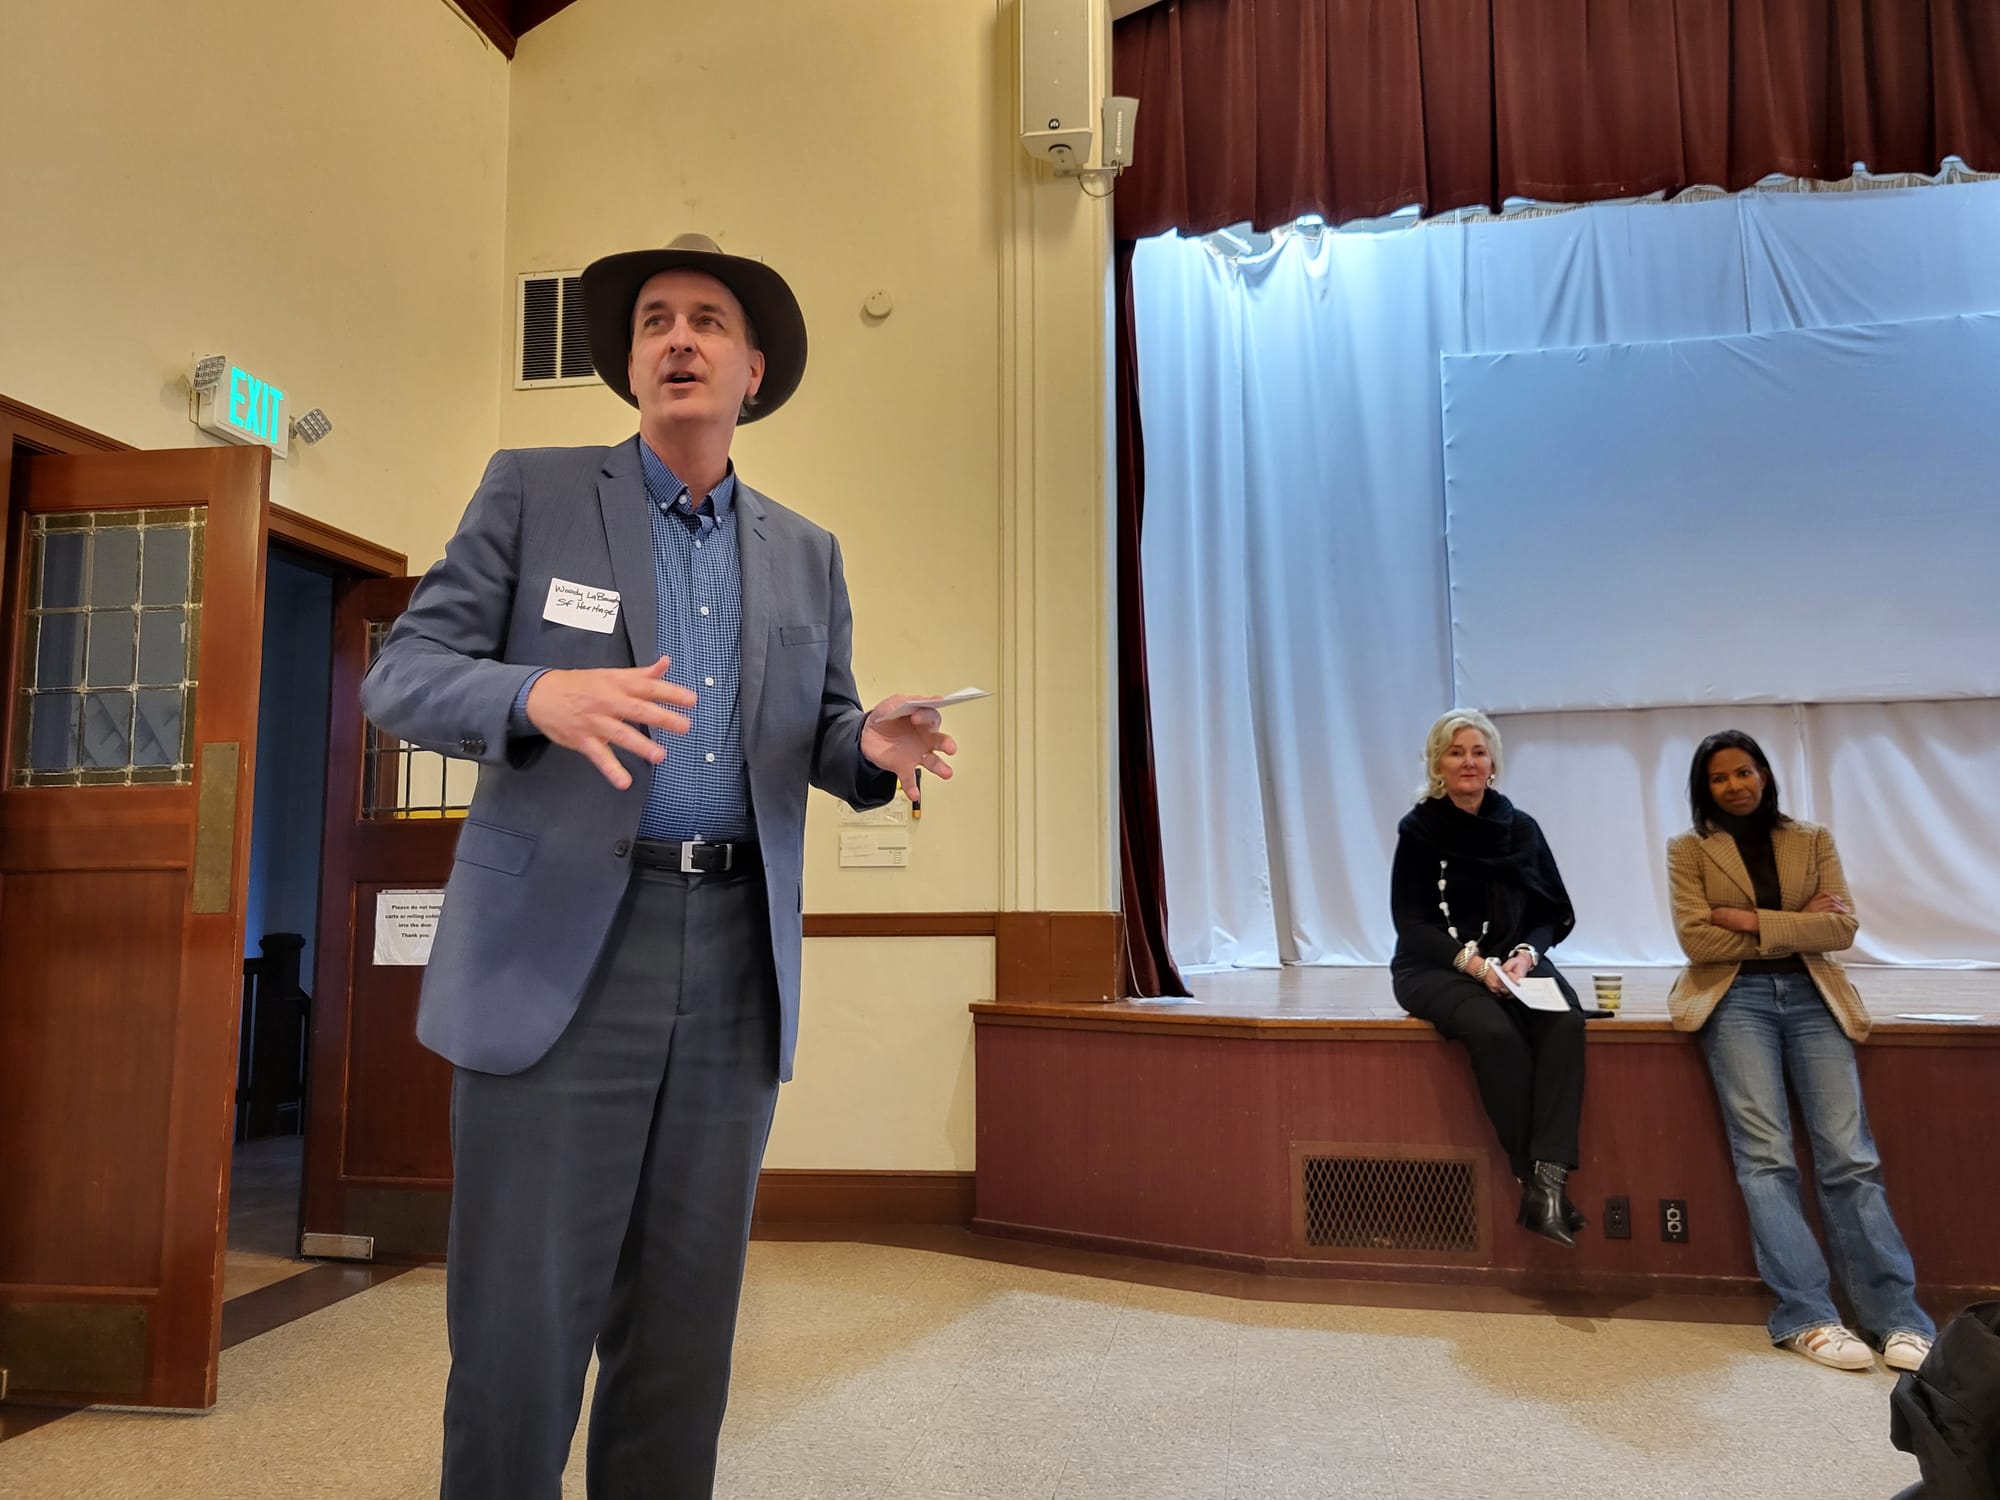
[1561,1193,1587,1234]
[1517,1161,1576,1248]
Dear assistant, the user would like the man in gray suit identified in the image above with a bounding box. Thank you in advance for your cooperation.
[361,233,955,1499]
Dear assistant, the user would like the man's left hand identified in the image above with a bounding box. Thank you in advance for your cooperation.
[862,695,958,802]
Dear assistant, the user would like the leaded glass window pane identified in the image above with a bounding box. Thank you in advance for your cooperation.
[13,511,204,787]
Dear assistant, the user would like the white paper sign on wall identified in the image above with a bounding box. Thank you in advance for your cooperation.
[374,890,446,966]
[838,829,910,868]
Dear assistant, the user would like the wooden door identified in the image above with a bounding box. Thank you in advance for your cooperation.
[0,445,268,1410]
[300,577,464,1261]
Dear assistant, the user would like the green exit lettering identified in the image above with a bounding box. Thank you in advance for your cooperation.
[226,367,286,444]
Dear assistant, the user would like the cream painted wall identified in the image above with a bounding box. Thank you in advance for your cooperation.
[503,0,1112,1170]
[0,0,510,569]
[501,0,1008,916]
[2,0,1112,1176]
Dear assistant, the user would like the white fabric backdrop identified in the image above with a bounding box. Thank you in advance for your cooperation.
[1443,313,2000,712]
[1134,185,2000,971]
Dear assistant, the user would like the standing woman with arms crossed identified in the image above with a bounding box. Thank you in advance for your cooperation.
[1666,729,1934,1373]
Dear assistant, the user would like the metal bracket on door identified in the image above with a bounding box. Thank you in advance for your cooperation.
[191,743,241,914]
[299,1232,375,1261]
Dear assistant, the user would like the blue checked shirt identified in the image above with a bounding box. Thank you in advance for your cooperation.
[510,438,754,843]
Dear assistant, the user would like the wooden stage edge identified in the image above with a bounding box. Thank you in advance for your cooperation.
[971,963,2000,1043]
[970,964,2000,1306]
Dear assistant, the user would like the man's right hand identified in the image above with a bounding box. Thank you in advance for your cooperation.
[525,655,696,790]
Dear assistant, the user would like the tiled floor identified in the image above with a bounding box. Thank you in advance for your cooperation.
[222,1135,314,1300]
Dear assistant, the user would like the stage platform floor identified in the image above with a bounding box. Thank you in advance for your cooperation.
[976,964,2000,1035]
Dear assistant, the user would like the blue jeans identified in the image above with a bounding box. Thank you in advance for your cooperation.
[1698,971,1935,1346]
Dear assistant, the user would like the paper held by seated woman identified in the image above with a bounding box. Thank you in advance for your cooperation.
[1490,968,1569,1012]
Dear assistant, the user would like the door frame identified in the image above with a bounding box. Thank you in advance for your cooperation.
[2,395,406,579]
[0,394,405,1390]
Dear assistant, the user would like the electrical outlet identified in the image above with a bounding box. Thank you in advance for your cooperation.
[1603,1196,1632,1239]
[1660,1198,1689,1243]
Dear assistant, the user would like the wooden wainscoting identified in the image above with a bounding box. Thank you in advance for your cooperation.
[752,1170,976,1228]
[994,911,1126,1004]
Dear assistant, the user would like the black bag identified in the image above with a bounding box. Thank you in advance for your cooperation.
[1889,1302,2000,1500]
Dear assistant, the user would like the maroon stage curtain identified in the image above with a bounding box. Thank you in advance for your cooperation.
[1114,240,1190,999]
[1111,0,2000,240]
[1107,1,2000,990]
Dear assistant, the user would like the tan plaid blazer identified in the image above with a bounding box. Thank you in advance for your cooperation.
[1664,820,1870,1042]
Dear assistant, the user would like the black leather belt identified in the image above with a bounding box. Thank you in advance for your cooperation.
[631,839,758,874]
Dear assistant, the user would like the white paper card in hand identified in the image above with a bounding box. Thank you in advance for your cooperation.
[874,687,990,719]
[1491,966,1570,1012]
[1513,977,1571,1012]
[543,577,620,634]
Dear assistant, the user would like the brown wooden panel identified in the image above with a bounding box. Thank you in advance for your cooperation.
[973,1015,2000,1299]
[0,870,183,1287]
[345,1186,452,1258]
[0,800,191,872]
[340,887,452,1182]
[751,1170,976,1226]
[995,913,1051,1000]
[1858,1043,2000,1285]
[1,442,271,1410]
[303,575,457,1244]
[995,911,1125,1004]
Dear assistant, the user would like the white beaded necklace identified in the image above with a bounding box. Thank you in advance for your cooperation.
[1437,859,1488,945]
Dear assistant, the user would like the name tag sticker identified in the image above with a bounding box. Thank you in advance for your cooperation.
[543,578,620,634]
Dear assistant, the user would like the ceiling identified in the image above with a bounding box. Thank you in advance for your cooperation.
[446,0,582,59]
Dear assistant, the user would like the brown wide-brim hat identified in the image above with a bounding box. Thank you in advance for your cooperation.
[581,232,807,422]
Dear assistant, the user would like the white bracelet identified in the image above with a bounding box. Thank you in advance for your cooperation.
[1509,944,1537,969]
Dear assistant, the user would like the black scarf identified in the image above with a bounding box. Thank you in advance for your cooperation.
[1708,805,1781,843]
[1398,790,1576,949]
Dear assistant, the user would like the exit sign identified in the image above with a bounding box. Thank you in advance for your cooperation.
[194,361,290,457]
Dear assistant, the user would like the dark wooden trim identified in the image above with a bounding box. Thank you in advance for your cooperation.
[0,393,401,580]
[0,394,127,455]
[803,912,997,938]
[752,1169,976,1227]
[969,1001,2000,1046]
[269,507,404,578]
[446,0,516,57]
[995,911,1126,1004]
[513,0,585,32]
[440,0,587,58]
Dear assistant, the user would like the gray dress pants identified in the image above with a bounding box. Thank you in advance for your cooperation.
[440,862,781,1500]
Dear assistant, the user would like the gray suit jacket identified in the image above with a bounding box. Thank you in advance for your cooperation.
[359,439,895,1080]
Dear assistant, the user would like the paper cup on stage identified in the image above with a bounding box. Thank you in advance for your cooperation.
[1591,973,1623,1012]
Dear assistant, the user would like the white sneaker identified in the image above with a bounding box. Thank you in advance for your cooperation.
[1785,1324,1875,1371]
[1883,1332,1932,1373]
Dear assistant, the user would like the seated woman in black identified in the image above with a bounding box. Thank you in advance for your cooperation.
[1390,709,1588,1247]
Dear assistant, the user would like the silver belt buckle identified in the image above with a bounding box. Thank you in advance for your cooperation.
[680,842,700,874]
